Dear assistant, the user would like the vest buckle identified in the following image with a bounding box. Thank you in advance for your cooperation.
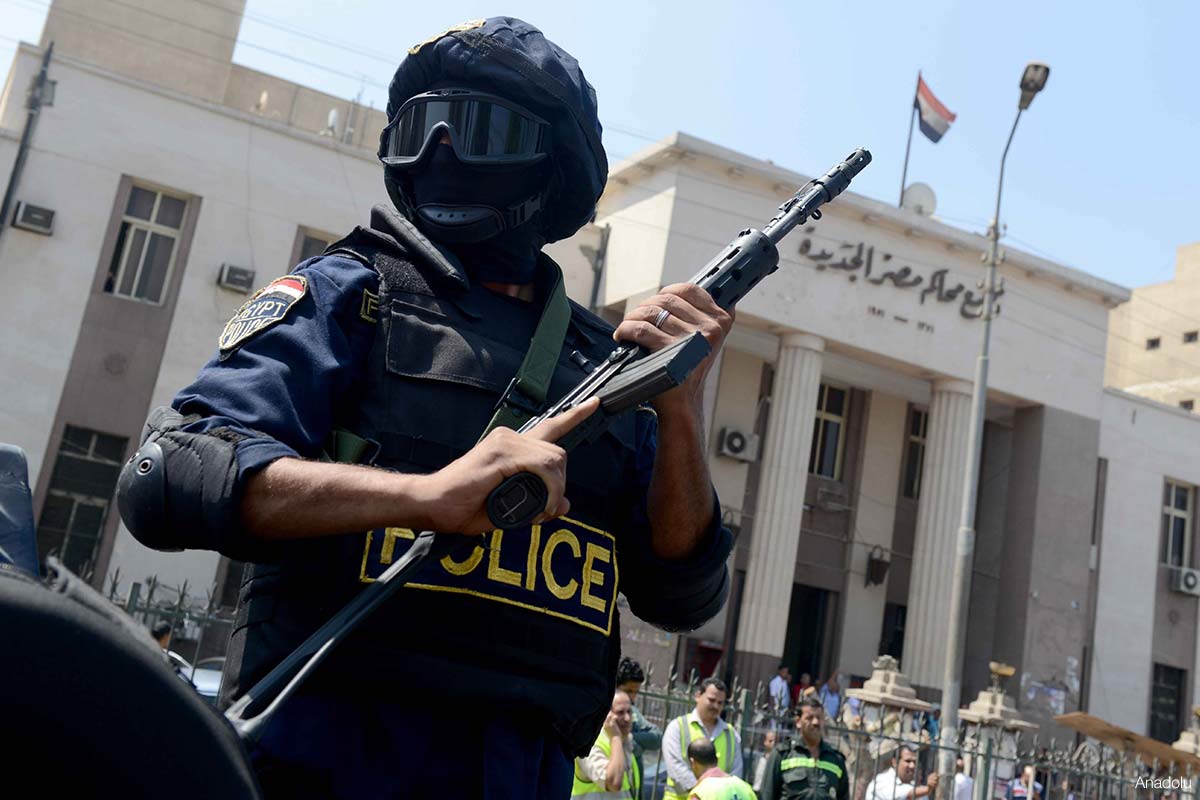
[495,376,544,417]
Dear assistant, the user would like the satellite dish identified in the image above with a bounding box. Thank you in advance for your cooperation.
[901,182,937,217]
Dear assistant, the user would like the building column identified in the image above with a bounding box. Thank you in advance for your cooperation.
[735,333,825,675]
[903,378,974,690]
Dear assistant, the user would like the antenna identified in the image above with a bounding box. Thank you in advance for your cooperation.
[254,90,268,114]
[324,108,339,137]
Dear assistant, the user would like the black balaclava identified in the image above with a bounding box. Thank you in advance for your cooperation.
[403,143,552,285]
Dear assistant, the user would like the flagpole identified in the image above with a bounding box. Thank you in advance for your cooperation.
[898,71,920,206]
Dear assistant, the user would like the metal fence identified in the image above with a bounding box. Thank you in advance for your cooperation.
[88,574,1200,800]
[630,670,1199,800]
[106,570,236,668]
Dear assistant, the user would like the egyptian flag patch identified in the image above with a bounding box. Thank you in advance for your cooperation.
[219,274,308,355]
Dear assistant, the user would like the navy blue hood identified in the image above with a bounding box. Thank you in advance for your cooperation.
[381,17,608,244]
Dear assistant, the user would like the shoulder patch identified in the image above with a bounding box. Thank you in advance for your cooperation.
[219,275,308,354]
[360,288,379,323]
[408,19,485,55]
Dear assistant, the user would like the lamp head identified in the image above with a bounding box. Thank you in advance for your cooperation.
[1018,62,1050,110]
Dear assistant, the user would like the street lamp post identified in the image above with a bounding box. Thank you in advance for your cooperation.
[935,62,1050,795]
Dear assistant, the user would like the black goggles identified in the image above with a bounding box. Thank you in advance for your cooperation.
[380,89,551,168]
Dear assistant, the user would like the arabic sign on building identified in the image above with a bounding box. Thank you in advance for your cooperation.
[797,229,1001,320]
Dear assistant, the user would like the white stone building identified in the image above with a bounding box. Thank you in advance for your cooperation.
[3,0,1198,743]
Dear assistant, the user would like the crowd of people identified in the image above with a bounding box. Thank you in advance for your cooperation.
[587,657,1065,800]
[767,664,857,723]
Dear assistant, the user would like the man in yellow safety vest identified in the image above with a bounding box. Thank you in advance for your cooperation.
[573,690,641,798]
[663,677,744,800]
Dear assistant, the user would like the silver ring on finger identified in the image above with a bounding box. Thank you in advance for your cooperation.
[652,307,671,329]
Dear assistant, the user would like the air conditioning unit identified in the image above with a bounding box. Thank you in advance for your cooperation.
[817,487,853,512]
[717,427,759,462]
[1170,567,1200,596]
[217,263,256,294]
[12,201,54,235]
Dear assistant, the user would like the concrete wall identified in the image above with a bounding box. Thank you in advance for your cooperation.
[223,65,387,152]
[992,407,1098,735]
[545,223,606,308]
[41,0,245,102]
[1093,390,1200,733]
[596,165,677,306]
[1107,242,1200,408]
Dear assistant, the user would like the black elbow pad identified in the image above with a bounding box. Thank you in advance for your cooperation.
[632,564,730,634]
[117,407,241,553]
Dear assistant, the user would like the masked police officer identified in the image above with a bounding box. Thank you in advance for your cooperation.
[118,17,732,799]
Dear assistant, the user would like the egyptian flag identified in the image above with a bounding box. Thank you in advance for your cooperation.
[915,74,956,143]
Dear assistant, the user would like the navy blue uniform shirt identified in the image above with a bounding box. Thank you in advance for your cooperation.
[172,254,729,626]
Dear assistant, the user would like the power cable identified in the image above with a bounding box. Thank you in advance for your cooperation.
[181,0,400,66]
[0,0,391,89]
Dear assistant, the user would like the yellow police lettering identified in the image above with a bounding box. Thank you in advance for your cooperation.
[380,527,415,565]
[542,529,580,600]
[487,529,522,587]
[440,542,484,576]
[581,542,610,612]
[524,524,542,591]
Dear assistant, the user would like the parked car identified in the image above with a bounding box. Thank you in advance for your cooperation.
[165,651,223,705]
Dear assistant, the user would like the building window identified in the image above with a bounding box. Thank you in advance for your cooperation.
[36,425,128,576]
[809,383,847,480]
[291,227,337,265]
[1147,337,1161,350]
[1149,664,1185,743]
[1182,400,1195,412]
[1185,331,1198,344]
[1161,480,1194,568]
[902,408,929,499]
[103,185,186,304]
[879,603,906,662]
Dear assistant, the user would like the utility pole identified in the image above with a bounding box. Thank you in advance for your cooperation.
[936,62,1050,797]
[0,42,54,251]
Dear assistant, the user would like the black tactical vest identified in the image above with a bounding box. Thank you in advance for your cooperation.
[222,208,641,754]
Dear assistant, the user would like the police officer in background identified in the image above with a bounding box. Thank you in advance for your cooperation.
[760,696,849,800]
[117,16,732,799]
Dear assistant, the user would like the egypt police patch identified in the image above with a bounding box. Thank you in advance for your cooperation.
[219,274,308,355]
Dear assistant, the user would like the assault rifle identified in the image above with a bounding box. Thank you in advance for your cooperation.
[485,147,873,529]
[225,147,871,742]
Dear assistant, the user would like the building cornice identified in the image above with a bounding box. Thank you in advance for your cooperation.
[14,42,379,164]
[609,131,1131,308]
[1104,386,1200,422]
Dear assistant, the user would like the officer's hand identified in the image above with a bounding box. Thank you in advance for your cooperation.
[418,398,600,534]
[612,283,733,416]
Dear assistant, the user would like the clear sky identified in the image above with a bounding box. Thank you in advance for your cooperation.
[2,0,1198,289]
